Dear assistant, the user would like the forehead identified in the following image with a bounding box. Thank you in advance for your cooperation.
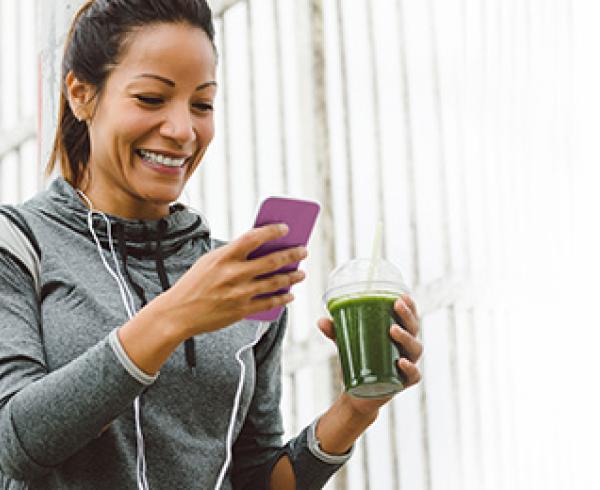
[114,22,216,84]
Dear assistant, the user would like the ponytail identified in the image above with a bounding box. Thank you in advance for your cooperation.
[45,1,94,187]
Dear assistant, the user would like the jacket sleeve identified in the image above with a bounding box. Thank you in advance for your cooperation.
[0,252,150,480]
[231,310,352,490]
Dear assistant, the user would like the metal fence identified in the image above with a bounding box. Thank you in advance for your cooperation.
[1,0,595,489]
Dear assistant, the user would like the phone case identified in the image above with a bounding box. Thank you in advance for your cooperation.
[245,196,320,322]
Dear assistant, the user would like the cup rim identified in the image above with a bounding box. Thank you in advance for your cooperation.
[323,280,407,304]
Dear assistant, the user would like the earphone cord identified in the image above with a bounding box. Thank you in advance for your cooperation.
[213,321,269,490]
[77,190,267,490]
[77,190,149,490]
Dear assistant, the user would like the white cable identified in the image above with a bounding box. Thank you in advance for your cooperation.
[79,190,266,490]
[77,190,149,490]
[77,191,136,316]
[134,396,149,490]
[103,214,137,316]
[213,322,270,490]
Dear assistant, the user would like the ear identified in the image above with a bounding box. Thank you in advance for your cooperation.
[65,71,96,122]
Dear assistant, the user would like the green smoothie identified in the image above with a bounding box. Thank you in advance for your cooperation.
[327,292,404,398]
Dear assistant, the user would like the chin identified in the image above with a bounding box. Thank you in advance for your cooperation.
[141,185,183,208]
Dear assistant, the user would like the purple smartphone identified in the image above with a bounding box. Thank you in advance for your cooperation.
[245,196,320,322]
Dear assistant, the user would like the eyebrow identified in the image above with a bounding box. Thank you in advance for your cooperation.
[135,73,217,91]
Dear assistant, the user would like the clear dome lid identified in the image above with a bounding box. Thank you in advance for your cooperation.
[323,258,409,304]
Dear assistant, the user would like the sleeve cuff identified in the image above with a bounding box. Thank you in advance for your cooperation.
[307,417,354,465]
[108,329,159,386]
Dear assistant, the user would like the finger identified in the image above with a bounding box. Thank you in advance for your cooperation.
[401,293,418,317]
[390,324,423,363]
[392,297,420,336]
[246,245,308,277]
[251,270,306,296]
[317,317,336,341]
[248,291,295,315]
[396,358,421,388]
[228,224,290,259]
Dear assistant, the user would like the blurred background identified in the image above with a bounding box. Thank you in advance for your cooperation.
[1,0,598,489]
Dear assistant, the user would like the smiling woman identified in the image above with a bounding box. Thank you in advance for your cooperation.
[0,0,423,489]
[55,20,218,219]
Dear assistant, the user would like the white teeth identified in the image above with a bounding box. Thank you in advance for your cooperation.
[139,149,186,167]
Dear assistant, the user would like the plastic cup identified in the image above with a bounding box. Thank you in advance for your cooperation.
[324,258,409,398]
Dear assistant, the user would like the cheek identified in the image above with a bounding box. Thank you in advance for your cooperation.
[196,117,215,146]
[119,115,157,147]
[186,119,214,178]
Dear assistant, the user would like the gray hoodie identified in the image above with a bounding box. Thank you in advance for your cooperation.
[0,178,350,489]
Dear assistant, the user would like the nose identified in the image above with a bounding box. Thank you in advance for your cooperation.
[159,104,196,148]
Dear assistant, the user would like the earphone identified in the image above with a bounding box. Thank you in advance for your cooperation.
[77,190,269,490]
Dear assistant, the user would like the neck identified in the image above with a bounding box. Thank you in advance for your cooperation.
[77,188,171,220]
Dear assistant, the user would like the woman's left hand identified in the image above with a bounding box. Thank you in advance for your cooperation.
[317,293,423,417]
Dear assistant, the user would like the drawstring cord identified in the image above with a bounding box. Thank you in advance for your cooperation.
[155,219,197,374]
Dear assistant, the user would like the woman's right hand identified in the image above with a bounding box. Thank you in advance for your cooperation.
[157,223,307,337]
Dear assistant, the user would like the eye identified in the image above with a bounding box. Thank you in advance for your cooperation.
[193,102,214,112]
[135,95,163,105]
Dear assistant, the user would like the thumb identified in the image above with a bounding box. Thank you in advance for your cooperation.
[317,317,336,341]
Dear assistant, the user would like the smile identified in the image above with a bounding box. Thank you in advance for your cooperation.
[136,149,190,167]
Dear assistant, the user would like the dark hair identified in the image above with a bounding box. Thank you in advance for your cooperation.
[47,0,216,187]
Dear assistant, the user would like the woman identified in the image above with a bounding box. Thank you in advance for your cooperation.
[0,1,423,489]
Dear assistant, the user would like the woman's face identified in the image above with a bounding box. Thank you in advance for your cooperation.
[75,22,217,219]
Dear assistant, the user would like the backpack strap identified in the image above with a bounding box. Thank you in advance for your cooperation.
[0,206,41,297]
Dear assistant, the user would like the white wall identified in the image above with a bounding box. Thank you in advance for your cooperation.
[1,1,598,489]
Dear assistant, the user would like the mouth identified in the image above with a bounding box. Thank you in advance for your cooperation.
[135,149,193,168]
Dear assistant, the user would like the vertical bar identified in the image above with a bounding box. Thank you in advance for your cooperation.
[461,0,487,487]
[460,0,485,485]
[476,0,495,486]
[219,14,234,239]
[306,0,341,486]
[309,0,336,274]
[36,0,60,181]
[16,0,23,201]
[0,0,4,202]
[364,2,401,489]
[324,355,345,490]
[245,0,259,201]
[272,0,289,194]
[332,2,368,485]
[501,0,521,481]
[396,1,433,489]
[333,0,357,259]
[425,0,464,488]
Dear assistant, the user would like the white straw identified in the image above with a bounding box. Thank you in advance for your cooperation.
[367,220,384,288]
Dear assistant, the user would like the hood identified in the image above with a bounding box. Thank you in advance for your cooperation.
[38,177,211,260]
[31,177,211,373]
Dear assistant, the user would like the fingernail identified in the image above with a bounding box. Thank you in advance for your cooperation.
[278,223,289,234]
[294,270,305,280]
